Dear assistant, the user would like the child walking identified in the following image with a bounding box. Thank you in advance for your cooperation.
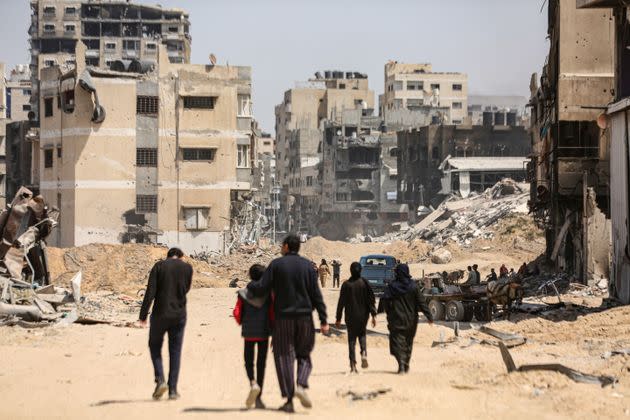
[233,264,274,409]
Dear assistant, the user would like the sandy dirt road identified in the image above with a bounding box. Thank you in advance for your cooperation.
[1,288,629,419]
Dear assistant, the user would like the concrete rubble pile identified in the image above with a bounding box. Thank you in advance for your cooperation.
[366,178,530,247]
[0,187,82,327]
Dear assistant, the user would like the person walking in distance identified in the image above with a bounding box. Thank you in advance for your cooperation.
[335,262,376,373]
[318,259,330,288]
[377,264,432,374]
[247,234,329,413]
[331,260,342,288]
[139,247,193,400]
[233,264,273,409]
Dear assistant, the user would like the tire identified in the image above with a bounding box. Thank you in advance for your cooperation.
[429,299,446,321]
[474,303,492,322]
[446,301,465,321]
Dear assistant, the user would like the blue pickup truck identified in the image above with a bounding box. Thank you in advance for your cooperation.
[359,254,397,295]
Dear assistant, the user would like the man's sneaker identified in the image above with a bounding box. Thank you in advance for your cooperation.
[295,385,312,409]
[152,381,168,400]
[361,355,369,369]
[245,382,261,409]
[279,400,295,413]
[255,397,266,410]
[168,391,181,400]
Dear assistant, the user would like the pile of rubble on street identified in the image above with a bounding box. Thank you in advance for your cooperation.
[0,187,77,327]
[363,178,531,248]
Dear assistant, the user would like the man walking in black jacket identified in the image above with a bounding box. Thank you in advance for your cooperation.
[335,262,376,373]
[139,247,193,400]
[247,234,328,413]
[377,264,432,374]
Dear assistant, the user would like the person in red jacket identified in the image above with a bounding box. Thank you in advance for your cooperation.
[233,264,274,410]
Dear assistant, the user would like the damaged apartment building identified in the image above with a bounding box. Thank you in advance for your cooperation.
[29,0,190,119]
[37,42,257,253]
[275,71,374,232]
[576,0,630,300]
[319,109,406,239]
[397,122,530,218]
[528,0,614,282]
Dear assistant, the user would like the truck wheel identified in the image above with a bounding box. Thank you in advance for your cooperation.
[474,303,492,322]
[429,299,445,321]
[446,301,465,321]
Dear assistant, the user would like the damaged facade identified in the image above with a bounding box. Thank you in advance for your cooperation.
[274,71,374,231]
[380,62,468,124]
[577,0,630,300]
[397,124,530,215]
[319,109,407,239]
[528,0,614,282]
[29,0,191,119]
[38,43,256,254]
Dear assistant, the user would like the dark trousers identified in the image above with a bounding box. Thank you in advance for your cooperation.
[333,274,340,288]
[272,317,315,399]
[149,316,186,391]
[244,340,269,393]
[389,325,416,369]
[347,329,367,365]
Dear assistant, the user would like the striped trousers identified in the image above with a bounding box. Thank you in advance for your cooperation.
[272,316,315,398]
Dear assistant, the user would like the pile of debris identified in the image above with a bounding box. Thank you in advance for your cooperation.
[191,244,276,288]
[0,187,76,326]
[372,179,531,248]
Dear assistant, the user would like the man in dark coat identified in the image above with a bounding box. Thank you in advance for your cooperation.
[335,262,376,373]
[247,234,328,413]
[377,264,432,374]
[331,260,342,288]
[139,247,193,400]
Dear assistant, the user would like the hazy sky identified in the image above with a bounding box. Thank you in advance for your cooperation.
[0,0,549,133]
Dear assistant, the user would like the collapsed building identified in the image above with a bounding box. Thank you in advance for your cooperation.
[318,110,407,239]
[576,0,630,300]
[37,42,258,254]
[396,124,530,217]
[528,0,614,282]
[29,0,191,120]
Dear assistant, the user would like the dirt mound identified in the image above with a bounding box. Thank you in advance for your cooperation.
[47,243,220,295]
[382,240,431,264]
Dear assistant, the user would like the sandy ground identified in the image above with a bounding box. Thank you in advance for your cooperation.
[1,287,629,419]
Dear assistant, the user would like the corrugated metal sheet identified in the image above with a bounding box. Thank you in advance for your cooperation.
[446,157,527,172]
[608,102,630,304]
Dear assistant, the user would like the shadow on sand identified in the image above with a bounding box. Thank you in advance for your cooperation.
[183,407,306,414]
[91,399,156,407]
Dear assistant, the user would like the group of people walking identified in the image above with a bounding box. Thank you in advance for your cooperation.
[138,234,433,413]
[317,259,342,288]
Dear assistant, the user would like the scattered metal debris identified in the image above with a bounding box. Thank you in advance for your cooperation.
[480,326,527,348]
[338,388,392,401]
[498,342,616,387]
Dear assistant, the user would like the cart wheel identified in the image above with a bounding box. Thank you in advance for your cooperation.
[462,304,474,322]
[474,303,492,322]
[446,301,465,321]
[429,299,445,321]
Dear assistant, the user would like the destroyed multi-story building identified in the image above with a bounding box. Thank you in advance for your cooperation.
[528,0,614,282]
[319,109,407,239]
[37,43,256,253]
[467,95,529,126]
[274,71,374,231]
[1,64,35,207]
[396,124,530,216]
[576,0,630,300]
[29,0,191,119]
[380,62,468,124]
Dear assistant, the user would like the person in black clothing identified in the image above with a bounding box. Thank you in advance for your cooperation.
[247,234,328,413]
[485,268,498,282]
[331,260,342,288]
[335,262,376,373]
[139,247,193,400]
[233,264,273,409]
[377,264,432,374]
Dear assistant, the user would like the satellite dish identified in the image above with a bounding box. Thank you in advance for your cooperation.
[209,54,217,66]
[597,113,608,130]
